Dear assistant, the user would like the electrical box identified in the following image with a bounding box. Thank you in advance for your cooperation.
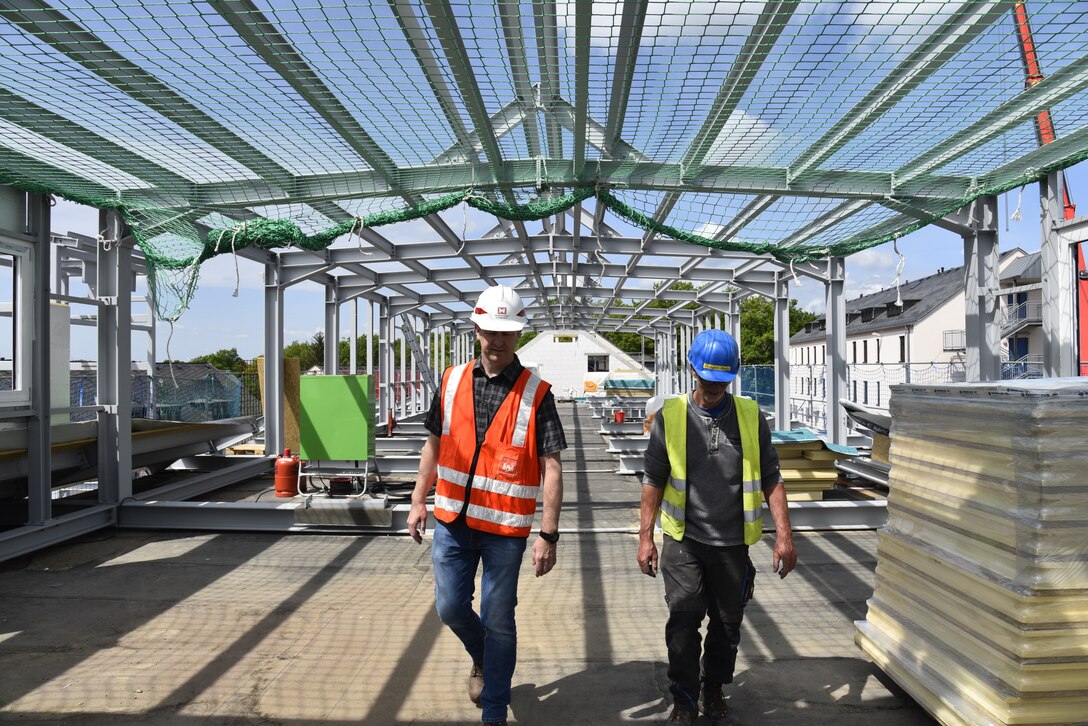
[299,374,376,461]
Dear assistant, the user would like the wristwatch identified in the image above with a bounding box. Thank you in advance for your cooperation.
[538,530,560,544]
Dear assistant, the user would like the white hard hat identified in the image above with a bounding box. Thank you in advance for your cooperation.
[471,284,529,332]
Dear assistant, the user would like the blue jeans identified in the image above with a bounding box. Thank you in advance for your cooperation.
[432,519,527,722]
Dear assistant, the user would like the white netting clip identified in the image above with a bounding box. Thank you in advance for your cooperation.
[893,240,906,307]
[230,222,245,298]
[1010,186,1024,222]
[349,216,372,256]
[166,320,179,389]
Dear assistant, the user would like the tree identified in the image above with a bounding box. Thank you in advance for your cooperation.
[189,347,246,373]
[283,332,323,371]
[739,297,818,365]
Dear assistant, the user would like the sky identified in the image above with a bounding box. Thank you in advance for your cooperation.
[47,164,1082,363]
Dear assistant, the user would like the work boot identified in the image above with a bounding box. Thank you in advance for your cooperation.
[482,720,507,726]
[665,705,697,725]
[468,661,484,706]
[700,684,740,725]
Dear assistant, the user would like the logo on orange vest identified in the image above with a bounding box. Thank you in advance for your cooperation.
[497,454,520,479]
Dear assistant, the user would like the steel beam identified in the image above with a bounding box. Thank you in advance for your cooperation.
[602,0,649,159]
[165,160,969,212]
[6,0,291,185]
[0,506,116,564]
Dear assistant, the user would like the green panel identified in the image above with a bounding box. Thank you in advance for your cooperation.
[298,375,376,461]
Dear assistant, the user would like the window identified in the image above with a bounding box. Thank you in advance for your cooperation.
[587,354,609,372]
[0,234,33,405]
[862,339,869,363]
[899,335,906,363]
[821,345,826,364]
[851,341,857,362]
[554,335,576,343]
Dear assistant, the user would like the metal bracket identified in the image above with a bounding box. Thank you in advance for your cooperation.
[100,404,119,415]
[97,296,117,306]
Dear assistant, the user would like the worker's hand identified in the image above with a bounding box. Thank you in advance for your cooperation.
[533,537,557,577]
[772,533,797,578]
[407,501,428,544]
[637,538,658,577]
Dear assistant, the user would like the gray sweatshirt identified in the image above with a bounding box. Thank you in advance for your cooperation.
[642,393,781,547]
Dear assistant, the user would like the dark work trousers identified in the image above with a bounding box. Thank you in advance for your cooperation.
[660,536,754,709]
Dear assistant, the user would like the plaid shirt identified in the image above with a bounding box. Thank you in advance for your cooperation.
[424,355,567,457]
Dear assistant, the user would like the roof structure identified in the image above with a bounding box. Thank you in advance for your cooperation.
[1001,249,1043,280]
[791,264,967,342]
[4,1,1088,328]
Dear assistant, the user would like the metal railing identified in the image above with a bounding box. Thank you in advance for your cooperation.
[1002,301,1043,326]
[943,329,966,351]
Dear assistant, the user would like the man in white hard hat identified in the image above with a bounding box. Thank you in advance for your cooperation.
[638,329,796,726]
[408,284,566,726]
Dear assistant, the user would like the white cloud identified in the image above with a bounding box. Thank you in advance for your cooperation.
[848,245,899,273]
[195,253,264,291]
[845,279,893,299]
[693,221,723,239]
[554,2,764,53]
[701,110,784,167]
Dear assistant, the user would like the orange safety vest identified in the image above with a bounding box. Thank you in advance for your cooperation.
[433,361,549,538]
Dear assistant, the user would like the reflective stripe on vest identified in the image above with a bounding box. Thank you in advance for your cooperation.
[433,362,548,537]
[659,393,764,545]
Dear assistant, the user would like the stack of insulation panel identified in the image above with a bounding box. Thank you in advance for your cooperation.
[771,428,855,501]
[855,379,1088,726]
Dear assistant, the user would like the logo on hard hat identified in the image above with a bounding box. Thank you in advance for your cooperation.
[497,306,507,315]
[703,363,732,371]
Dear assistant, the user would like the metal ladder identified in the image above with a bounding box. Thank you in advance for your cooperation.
[400,320,437,393]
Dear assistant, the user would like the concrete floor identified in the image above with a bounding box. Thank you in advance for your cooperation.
[0,403,934,725]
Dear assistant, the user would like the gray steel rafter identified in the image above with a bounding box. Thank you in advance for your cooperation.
[213,0,399,182]
[5,0,293,185]
[602,0,649,160]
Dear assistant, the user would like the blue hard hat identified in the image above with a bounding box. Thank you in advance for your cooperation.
[687,329,740,383]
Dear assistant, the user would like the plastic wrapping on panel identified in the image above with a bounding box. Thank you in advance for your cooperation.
[856,379,1088,726]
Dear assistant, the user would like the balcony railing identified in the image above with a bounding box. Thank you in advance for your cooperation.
[943,329,966,351]
[1002,301,1043,326]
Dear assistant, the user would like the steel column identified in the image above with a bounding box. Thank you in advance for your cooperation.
[961,196,1001,381]
[774,277,791,429]
[96,209,132,501]
[825,257,848,445]
[27,193,51,524]
[1040,172,1077,377]
[263,256,284,455]
[726,299,740,341]
[349,298,358,374]
[366,300,374,375]
[380,304,391,421]
[324,280,339,375]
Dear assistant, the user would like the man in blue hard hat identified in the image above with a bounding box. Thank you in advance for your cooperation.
[637,329,796,726]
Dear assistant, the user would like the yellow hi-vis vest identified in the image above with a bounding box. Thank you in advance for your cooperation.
[659,393,764,545]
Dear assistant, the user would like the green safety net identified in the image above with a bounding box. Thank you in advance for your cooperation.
[3,1,1088,320]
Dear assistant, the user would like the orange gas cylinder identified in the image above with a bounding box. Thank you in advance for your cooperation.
[274,448,300,497]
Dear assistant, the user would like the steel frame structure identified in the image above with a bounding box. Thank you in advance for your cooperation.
[1,2,1087,556]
